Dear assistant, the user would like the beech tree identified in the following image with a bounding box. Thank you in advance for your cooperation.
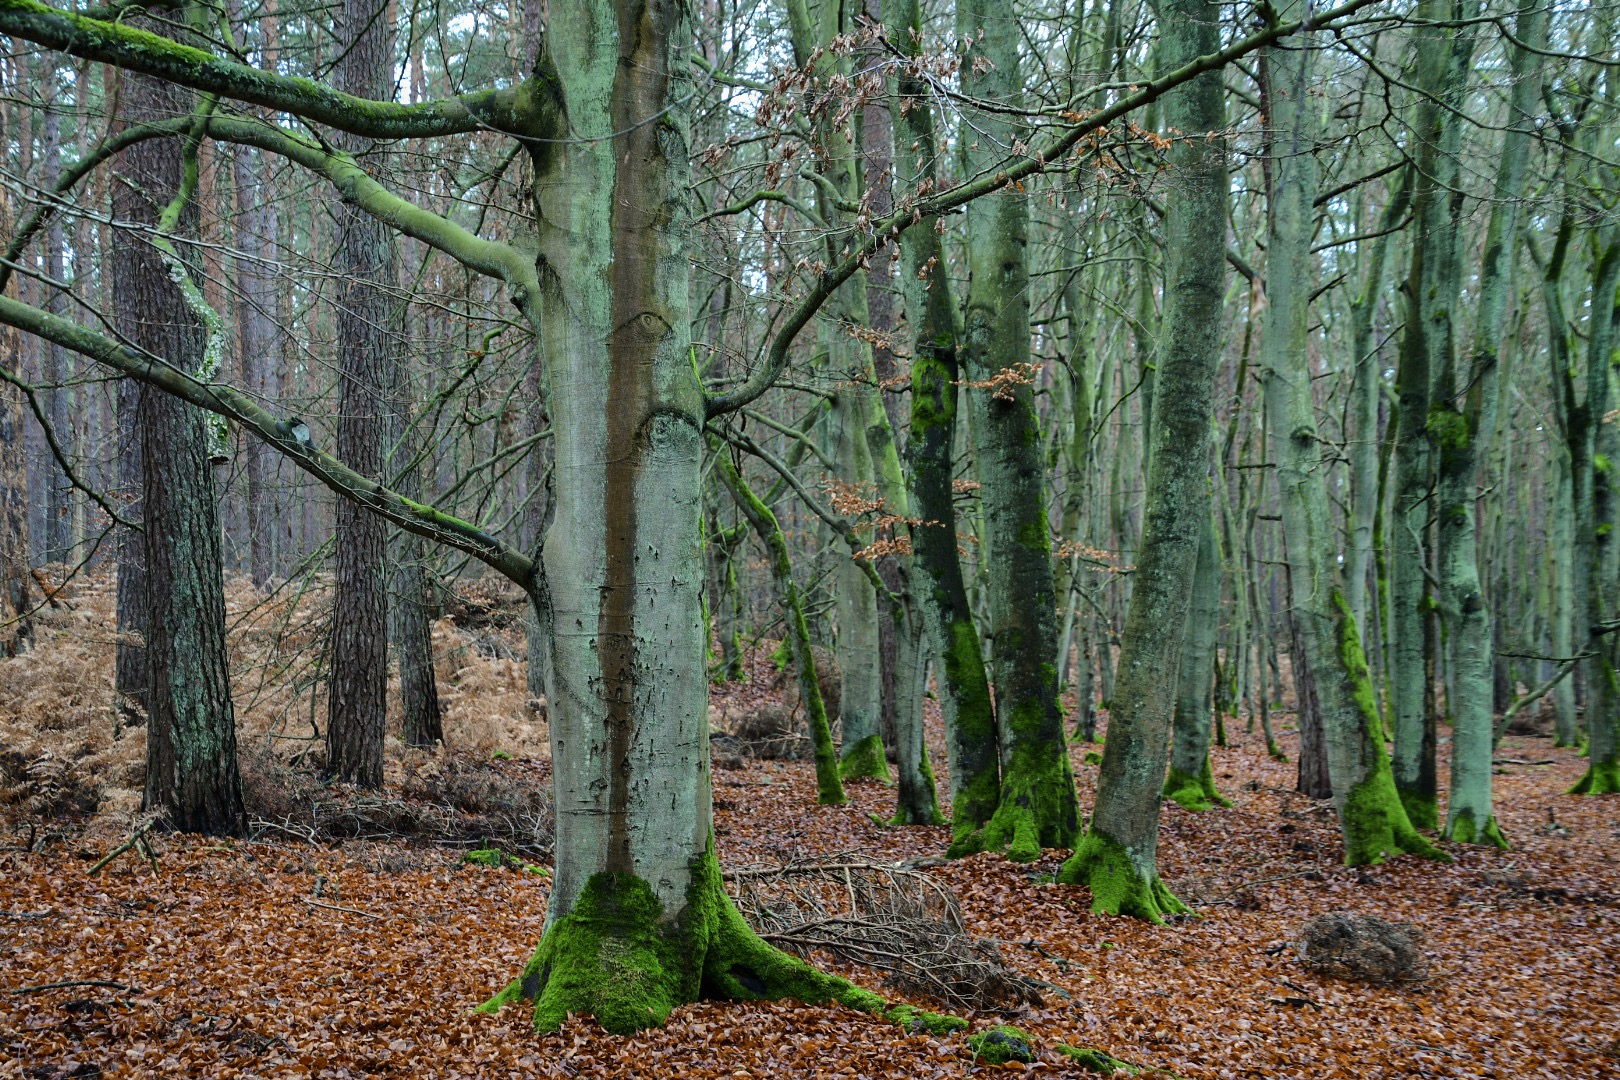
[0,0,1459,1031]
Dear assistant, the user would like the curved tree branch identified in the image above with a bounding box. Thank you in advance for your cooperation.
[0,0,559,140]
[0,292,536,588]
[703,0,1388,418]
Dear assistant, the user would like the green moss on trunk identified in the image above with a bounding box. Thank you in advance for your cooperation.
[951,702,1080,861]
[1342,773,1448,866]
[1569,760,1620,794]
[839,733,891,784]
[1398,789,1439,832]
[1442,809,1508,848]
[1056,830,1189,925]
[478,846,881,1033]
[1163,756,1231,812]
[1331,590,1449,866]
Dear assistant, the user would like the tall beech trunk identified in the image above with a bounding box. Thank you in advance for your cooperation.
[829,381,885,784]
[1258,21,1440,866]
[1164,511,1228,811]
[712,448,843,805]
[324,0,393,785]
[1567,228,1620,794]
[1392,0,1477,830]
[1437,0,1544,844]
[887,0,1000,853]
[783,0,894,789]
[1058,0,1224,920]
[111,52,244,835]
[480,0,877,1032]
[953,0,1080,861]
[1344,169,1411,631]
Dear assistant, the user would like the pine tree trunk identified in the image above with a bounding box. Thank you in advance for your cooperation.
[41,88,72,562]
[232,143,281,589]
[0,227,31,655]
[110,52,244,835]
[324,0,394,785]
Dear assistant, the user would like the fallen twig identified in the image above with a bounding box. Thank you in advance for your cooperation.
[88,819,159,876]
[11,979,141,996]
[301,898,386,920]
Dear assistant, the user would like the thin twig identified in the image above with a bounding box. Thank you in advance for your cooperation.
[11,979,141,996]
[301,898,386,920]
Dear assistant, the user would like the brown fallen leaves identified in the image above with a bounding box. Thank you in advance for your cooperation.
[4,667,1620,1076]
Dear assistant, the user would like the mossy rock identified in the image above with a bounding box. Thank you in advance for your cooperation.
[882,1003,967,1036]
[1057,1044,1140,1074]
[461,848,550,876]
[1083,750,1104,766]
[967,1025,1034,1065]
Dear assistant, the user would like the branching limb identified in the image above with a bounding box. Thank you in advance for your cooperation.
[0,0,558,141]
[0,365,132,528]
[200,116,535,291]
[703,0,1388,417]
[0,292,537,588]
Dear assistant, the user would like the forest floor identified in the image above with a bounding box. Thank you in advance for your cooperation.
[2,596,1619,1078]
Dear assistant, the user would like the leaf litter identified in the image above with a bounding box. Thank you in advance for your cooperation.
[3,607,1618,1078]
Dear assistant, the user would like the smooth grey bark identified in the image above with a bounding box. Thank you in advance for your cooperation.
[1437,0,1544,845]
[1258,22,1440,866]
[1344,168,1411,631]
[1391,0,1477,830]
[1058,0,1224,919]
[885,0,999,851]
[1165,509,1228,811]
[324,0,394,786]
[953,0,1079,861]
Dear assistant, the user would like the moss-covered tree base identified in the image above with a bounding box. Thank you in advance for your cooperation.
[1343,773,1450,866]
[839,734,891,784]
[1568,761,1620,794]
[1056,831,1190,925]
[1163,758,1232,812]
[1443,810,1509,848]
[1396,787,1438,832]
[946,740,1080,862]
[477,848,883,1033]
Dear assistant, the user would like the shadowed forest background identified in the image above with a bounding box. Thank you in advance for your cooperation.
[0,0,1617,1074]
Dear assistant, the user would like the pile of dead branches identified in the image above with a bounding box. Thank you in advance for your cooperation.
[727,854,1042,1011]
